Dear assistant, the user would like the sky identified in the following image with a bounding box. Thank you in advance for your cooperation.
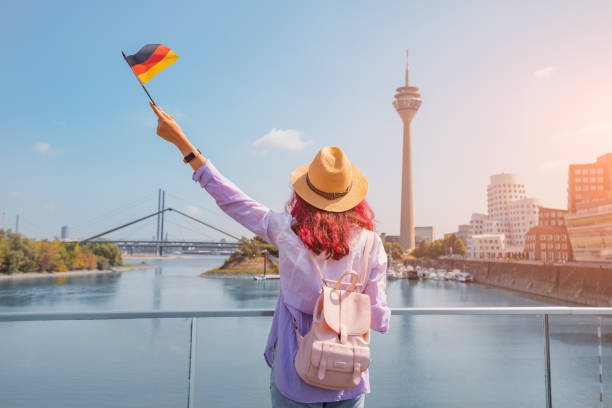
[1,0,611,243]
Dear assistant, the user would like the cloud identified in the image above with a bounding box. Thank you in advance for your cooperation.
[34,142,61,155]
[253,128,312,151]
[9,191,20,198]
[533,66,556,79]
[185,205,202,217]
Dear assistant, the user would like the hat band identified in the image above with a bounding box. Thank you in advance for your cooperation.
[306,173,352,200]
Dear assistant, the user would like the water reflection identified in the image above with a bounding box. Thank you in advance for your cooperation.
[0,272,122,308]
[219,277,279,305]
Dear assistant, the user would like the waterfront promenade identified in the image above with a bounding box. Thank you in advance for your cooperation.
[408,257,612,307]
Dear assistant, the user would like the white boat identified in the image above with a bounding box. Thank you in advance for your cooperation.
[386,267,401,280]
[454,271,473,282]
[446,271,455,280]
[428,269,441,280]
[253,274,280,280]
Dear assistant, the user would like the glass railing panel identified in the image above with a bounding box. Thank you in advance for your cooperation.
[549,315,611,408]
[191,314,545,407]
[369,315,546,407]
[194,316,274,407]
[0,319,192,408]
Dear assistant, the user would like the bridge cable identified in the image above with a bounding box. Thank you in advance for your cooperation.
[164,191,228,220]
[80,208,172,243]
[80,208,240,243]
[162,217,216,241]
[169,209,241,240]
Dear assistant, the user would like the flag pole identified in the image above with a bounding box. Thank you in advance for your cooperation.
[121,50,157,106]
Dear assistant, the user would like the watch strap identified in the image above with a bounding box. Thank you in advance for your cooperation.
[184,149,201,164]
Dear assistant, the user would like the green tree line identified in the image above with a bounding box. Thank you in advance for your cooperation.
[221,236,278,269]
[410,234,467,259]
[0,229,123,275]
[384,242,405,260]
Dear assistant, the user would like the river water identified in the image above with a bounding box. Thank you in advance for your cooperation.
[0,256,609,408]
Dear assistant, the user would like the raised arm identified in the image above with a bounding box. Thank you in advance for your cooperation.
[150,102,289,248]
[150,102,206,173]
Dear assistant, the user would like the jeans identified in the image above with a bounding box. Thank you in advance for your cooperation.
[269,349,366,408]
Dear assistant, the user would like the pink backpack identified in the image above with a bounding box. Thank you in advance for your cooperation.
[292,230,374,390]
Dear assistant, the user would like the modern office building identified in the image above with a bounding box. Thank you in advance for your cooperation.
[469,213,489,236]
[381,234,400,244]
[447,224,470,246]
[487,173,527,220]
[393,51,422,250]
[471,234,506,259]
[467,173,540,256]
[61,225,69,241]
[487,174,539,250]
[414,226,434,244]
[568,153,612,213]
[506,197,540,251]
[565,203,612,262]
[468,213,490,257]
[457,224,470,245]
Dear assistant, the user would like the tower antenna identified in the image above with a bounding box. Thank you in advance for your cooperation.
[405,49,410,86]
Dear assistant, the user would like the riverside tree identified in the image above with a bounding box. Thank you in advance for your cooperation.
[0,229,124,275]
[410,234,467,259]
[384,242,404,259]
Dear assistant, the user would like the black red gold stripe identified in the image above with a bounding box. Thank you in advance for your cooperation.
[125,44,179,84]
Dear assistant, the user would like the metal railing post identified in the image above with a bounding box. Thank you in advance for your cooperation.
[544,313,552,408]
[187,317,197,408]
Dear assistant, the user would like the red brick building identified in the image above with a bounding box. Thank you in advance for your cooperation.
[524,226,572,262]
[538,206,568,227]
[568,153,612,213]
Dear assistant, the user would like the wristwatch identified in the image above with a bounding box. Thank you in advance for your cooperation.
[183,149,201,164]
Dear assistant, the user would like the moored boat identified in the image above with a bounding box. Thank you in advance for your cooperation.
[254,274,280,280]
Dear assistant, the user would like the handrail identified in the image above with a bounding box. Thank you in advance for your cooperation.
[1,306,611,322]
[2,306,609,408]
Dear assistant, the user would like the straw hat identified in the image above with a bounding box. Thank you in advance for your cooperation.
[290,146,368,212]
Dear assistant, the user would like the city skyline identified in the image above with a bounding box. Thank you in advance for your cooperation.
[1,1,611,242]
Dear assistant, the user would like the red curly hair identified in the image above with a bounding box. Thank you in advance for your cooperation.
[285,191,376,261]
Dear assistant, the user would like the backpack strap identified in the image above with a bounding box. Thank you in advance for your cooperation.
[307,229,375,292]
[357,230,375,290]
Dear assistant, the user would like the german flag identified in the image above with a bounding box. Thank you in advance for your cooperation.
[124,44,179,84]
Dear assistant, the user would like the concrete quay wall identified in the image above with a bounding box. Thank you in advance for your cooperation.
[404,259,612,307]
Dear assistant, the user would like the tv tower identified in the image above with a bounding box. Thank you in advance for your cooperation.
[393,50,422,251]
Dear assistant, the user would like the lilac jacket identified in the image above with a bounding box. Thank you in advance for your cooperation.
[193,159,391,403]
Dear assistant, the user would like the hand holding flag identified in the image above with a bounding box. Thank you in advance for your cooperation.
[150,101,186,145]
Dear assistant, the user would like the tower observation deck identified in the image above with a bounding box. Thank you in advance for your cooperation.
[393,50,422,251]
